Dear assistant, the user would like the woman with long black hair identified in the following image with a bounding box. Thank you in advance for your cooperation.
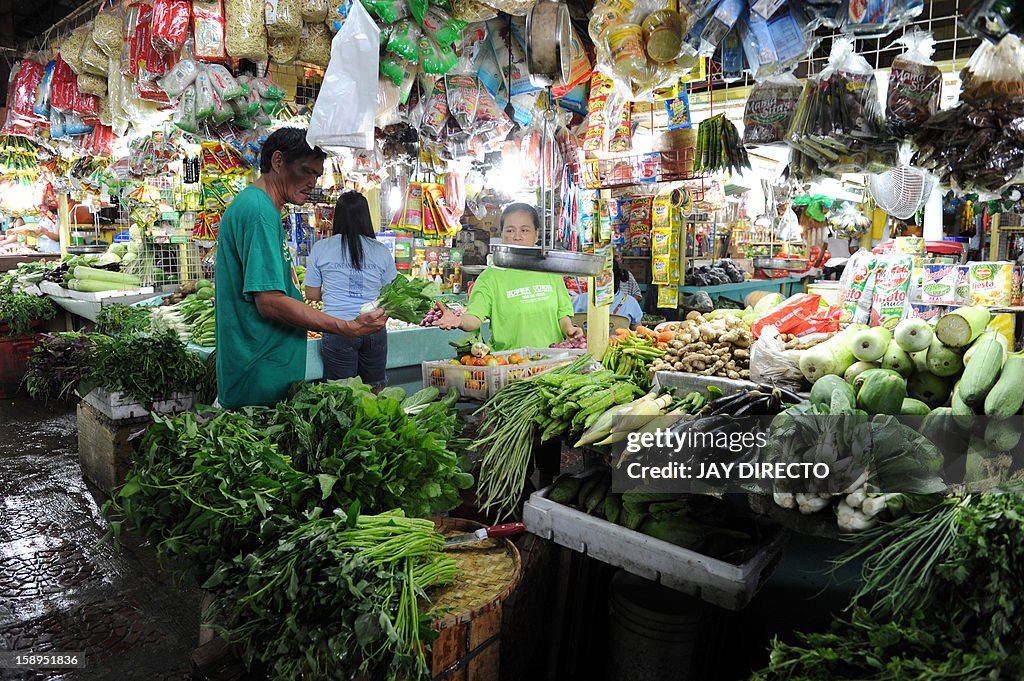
[304,191,397,387]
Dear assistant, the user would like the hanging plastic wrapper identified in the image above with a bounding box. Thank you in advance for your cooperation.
[743,72,802,146]
[363,0,410,23]
[79,29,110,77]
[92,10,124,58]
[848,0,924,36]
[886,30,941,138]
[8,58,45,123]
[33,60,56,120]
[60,27,90,76]
[738,3,816,81]
[307,0,379,149]
[268,34,300,62]
[298,22,332,66]
[301,0,328,22]
[226,0,269,61]
[388,20,421,63]
[193,0,228,62]
[152,0,192,52]
[445,74,480,130]
[158,57,199,98]
[266,0,303,38]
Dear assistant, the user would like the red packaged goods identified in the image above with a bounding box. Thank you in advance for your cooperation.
[151,0,191,53]
[9,59,45,121]
[49,57,79,112]
[750,293,822,338]
[127,2,154,77]
[193,1,227,62]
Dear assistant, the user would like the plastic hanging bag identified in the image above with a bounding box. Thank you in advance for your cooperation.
[266,0,303,38]
[743,72,803,146]
[194,70,216,120]
[77,73,108,96]
[302,0,328,22]
[33,60,56,119]
[445,74,480,130]
[886,30,941,138]
[152,0,192,52]
[362,0,410,23]
[158,57,199,98]
[380,55,407,86]
[418,35,457,75]
[79,31,110,76]
[848,0,923,36]
[268,34,300,62]
[207,64,245,100]
[251,77,285,100]
[92,10,124,58]
[388,20,422,63]
[226,0,269,61]
[422,7,467,45]
[60,26,90,76]
[306,0,379,149]
[298,22,332,66]
[193,0,228,62]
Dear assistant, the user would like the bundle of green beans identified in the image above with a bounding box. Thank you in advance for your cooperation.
[601,334,666,389]
[474,356,641,519]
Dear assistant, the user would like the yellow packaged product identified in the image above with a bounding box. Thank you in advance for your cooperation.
[605,23,645,80]
[968,261,1015,306]
[642,10,685,63]
[652,256,671,284]
[658,285,678,309]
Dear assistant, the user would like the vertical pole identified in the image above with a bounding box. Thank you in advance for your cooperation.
[57,193,71,258]
[989,213,1001,261]
[587,277,610,361]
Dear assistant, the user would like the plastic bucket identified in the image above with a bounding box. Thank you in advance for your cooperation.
[607,570,704,681]
[807,281,842,307]
[0,334,41,399]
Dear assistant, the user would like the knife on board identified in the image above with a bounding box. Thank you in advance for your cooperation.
[444,522,526,547]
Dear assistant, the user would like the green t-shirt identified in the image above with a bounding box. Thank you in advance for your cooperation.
[214,185,306,409]
[466,267,574,351]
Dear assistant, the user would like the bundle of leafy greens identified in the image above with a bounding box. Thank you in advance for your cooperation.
[361,274,439,324]
[752,490,1024,680]
[24,332,101,404]
[0,277,56,336]
[95,303,152,336]
[80,331,205,403]
[267,380,472,517]
[204,509,457,681]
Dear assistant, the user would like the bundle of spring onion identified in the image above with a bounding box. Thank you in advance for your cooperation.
[360,274,439,324]
[474,356,643,518]
[150,294,215,346]
[64,265,141,293]
[206,509,458,681]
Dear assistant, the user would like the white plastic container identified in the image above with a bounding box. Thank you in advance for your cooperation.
[82,387,195,421]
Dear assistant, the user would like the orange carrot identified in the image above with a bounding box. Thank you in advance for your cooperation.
[656,331,675,343]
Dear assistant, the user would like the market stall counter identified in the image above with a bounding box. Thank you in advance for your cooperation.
[0,253,59,273]
[678,276,808,304]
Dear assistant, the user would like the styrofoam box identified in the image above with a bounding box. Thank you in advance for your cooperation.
[82,387,195,421]
[523,486,789,610]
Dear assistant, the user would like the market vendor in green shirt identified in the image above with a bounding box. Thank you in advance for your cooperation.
[215,128,387,410]
[433,203,584,349]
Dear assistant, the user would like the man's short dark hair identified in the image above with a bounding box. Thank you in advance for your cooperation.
[259,128,327,174]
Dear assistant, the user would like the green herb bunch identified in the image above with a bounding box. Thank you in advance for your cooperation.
[95,303,152,336]
[82,331,205,403]
[0,277,56,336]
[363,274,439,324]
[24,332,100,404]
[204,509,458,681]
[269,380,473,518]
[752,491,1024,680]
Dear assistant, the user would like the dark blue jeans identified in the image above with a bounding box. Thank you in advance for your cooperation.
[321,329,388,387]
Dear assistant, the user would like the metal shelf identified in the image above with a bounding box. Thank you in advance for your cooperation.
[568,151,709,191]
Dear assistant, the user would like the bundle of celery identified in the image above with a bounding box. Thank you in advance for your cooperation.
[65,265,141,293]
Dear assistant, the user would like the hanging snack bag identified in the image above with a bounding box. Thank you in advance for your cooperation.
[422,6,468,45]
[886,30,941,138]
[33,60,56,119]
[175,84,198,133]
[207,64,245,101]
[193,0,228,62]
[742,72,803,146]
[420,79,449,138]
[419,35,458,75]
[152,0,192,52]
[380,55,407,87]
[194,70,216,120]
[226,0,269,61]
[210,86,234,125]
[158,58,199,98]
[582,72,614,152]
[445,74,480,130]
[298,22,332,66]
[629,196,653,253]
[642,10,685,63]
[606,94,632,153]
[79,31,109,77]
[363,0,410,23]
[664,85,692,129]
[92,10,124,58]
[409,0,428,24]
[302,0,328,22]
[838,249,879,325]
[266,0,303,38]
[60,27,90,76]
[77,73,107,97]
[388,20,422,63]
[268,34,300,62]
[251,77,285,101]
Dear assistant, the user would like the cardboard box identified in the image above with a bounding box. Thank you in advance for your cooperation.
[968,262,1014,307]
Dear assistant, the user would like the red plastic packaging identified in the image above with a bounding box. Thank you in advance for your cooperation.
[49,56,79,112]
[151,0,191,53]
[192,0,227,62]
[9,59,45,121]
[750,293,822,339]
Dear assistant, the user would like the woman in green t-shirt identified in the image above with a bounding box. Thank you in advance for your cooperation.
[433,203,584,350]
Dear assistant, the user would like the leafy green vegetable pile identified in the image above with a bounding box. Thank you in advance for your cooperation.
[752,491,1024,680]
[24,332,99,404]
[94,304,152,336]
[105,381,471,679]
[0,276,56,336]
[362,274,438,324]
[81,331,206,403]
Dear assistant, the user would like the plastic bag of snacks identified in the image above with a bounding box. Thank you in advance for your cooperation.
[92,10,124,58]
[207,64,245,101]
[422,7,467,45]
[298,22,332,66]
[33,60,55,119]
[77,73,107,96]
[418,35,457,75]
[268,35,300,62]
[193,0,227,61]
[195,70,216,120]
[445,74,480,130]
[363,0,410,23]
[159,57,199,98]
[152,0,191,52]
[79,31,110,77]
[226,0,269,61]
[886,30,941,138]
[302,0,328,22]
[266,0,303,38]
[60,26,89,76]
[8,58,46,122]
[388,21,421,63]
[742,72,803,146]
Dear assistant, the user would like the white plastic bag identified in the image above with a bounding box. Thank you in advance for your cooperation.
[749,326,807,388]
[306,0,379,150]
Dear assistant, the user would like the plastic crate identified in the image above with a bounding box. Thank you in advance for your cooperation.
[422,347,585,401]
[82,387,196,421]
[524,485,789,610]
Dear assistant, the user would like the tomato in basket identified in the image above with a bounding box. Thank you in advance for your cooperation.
[508,353,523,364]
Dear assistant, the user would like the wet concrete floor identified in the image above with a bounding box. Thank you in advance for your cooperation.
[0,398,201,681]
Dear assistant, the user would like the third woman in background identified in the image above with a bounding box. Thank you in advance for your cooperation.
[305,191,397,388]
